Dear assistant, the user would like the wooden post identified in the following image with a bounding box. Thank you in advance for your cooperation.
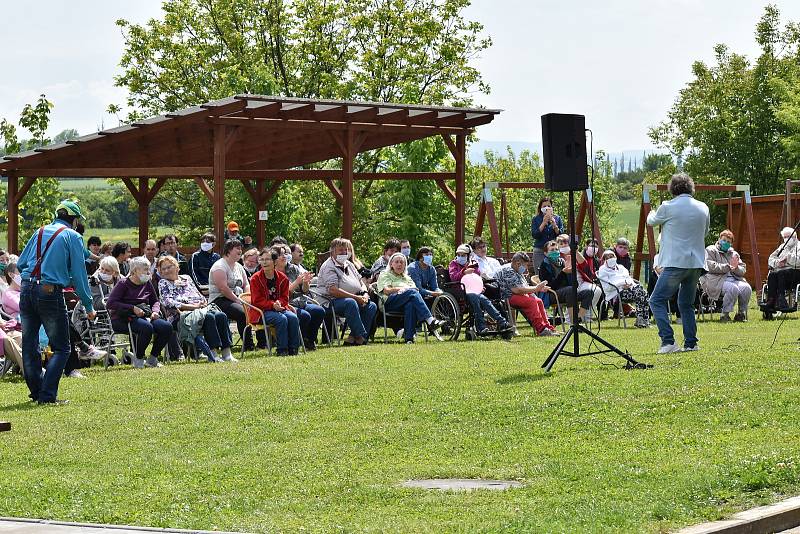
[255,180,266,249]
[786,179,792,229]
[213,125,226,253]
[7,173,18,253]
[342,130,354,239]
[137,177,149,252]
[455,134,466,246]
[743,188,762,292]
[632,186,651,281]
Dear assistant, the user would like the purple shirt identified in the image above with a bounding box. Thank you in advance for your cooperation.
[106,277,160,321]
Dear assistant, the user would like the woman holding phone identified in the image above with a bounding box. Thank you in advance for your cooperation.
[530,197,564,272]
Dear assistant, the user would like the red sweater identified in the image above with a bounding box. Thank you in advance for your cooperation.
[249,269,289,323]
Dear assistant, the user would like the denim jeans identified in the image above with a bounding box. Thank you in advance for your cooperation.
[261,310,300,352]
[20,282,71,402]
[465,292,505,331]
[384,290,432,341]
[112,317,173,359]
[202,310,232,349]
[649,267,702,347]
[297,303,325,343]
[332,297,377,339]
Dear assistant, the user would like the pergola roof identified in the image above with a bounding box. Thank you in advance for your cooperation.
[0,95,500,176]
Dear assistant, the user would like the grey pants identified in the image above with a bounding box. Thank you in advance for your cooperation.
[721,280,751,313]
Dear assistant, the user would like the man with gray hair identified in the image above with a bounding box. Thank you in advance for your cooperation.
[647,173,710,354]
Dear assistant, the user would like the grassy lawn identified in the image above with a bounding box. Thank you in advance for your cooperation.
[0,227,176,251]
[1,312,800,532]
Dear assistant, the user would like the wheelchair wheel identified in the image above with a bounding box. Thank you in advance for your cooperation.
[432,293,461,340]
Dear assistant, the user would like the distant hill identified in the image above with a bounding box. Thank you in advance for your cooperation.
[468,140,664,168]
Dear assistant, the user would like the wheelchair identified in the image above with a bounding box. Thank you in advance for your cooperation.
[758,276,800,320]
[433,266,513,341]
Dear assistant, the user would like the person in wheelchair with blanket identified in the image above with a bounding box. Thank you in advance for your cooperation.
[762,226,800,316]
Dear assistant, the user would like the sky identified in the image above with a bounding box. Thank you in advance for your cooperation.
[3,1,800,153]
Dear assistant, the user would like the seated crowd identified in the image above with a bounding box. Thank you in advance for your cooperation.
[1,211,772,380]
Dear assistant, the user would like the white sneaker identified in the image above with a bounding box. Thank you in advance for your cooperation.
[396,328,405,339]
[145,356,163,368]
[657,343,682,354]
[67,370,86,379]
[222,354,239,363]
[79,345,107,361]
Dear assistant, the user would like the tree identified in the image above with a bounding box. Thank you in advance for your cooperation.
[650,5,799,195]
[114,0,491,259]
[0,95,63,246]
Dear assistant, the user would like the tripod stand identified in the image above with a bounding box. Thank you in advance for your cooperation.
[541,190,650,372]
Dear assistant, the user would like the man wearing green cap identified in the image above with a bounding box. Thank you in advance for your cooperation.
[17,200,96,405]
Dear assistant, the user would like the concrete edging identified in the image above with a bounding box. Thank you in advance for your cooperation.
[0,517,247,534]
[676,495,800,534]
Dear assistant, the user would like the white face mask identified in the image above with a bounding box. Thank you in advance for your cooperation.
[12,274,21,286]
[138,273,151,284]
[200,242,213,252]
[336,253,350,264]
[559,246,570,254]
[99,272,113,282]
[541,207,550,214]
[585,246,597,257]
[605,257,617,268]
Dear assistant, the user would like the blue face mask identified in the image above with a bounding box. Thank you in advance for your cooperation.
[547,251,561,262]
[517,264,527,275]
[422,254,434,266]
[401,247,411,256]
[455,255,468,266]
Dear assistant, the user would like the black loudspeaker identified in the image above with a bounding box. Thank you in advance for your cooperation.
[541,113,589,192]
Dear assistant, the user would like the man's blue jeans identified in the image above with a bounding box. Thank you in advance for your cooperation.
[332,297,377,339]
[465,292,505,331]
[649,267,703,348]
[384,290,432,341]
[261,310,300,352]
[20,282,71,403]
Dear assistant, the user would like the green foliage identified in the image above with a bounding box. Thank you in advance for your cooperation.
[114,0,491,259]
[650,5,800,195]
[2,316,800,532]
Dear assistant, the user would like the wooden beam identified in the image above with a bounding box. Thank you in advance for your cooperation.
[225,126,240,152]
[263,179,283,202]
[120,177,141,201]
[193,176,215,203]
[342,130,355,239]
[16,176,37,202]
[278,103,316,120]
[7,173,18,253]
[255,180,266,249]
[239,101,282,119]
[441,134,458,159]
[327,131,347,158]
[434,179,456,204]
[455,134,466,246]
[146,177,168,203]
[345,106,379,122]
[209,116,472,136]
[241,179,258,202]
[13,167,213,178]
[324,178,343,204]
[138,177,149,252]
[228,169,343,179]
[213,125,226,253]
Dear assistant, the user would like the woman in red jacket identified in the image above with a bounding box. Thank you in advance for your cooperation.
[248,247,300,356]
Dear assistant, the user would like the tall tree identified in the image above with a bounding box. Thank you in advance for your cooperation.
[115,0,491,258]
[650,5,800,195]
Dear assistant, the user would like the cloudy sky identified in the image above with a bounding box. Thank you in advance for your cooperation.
[3,1,800,152]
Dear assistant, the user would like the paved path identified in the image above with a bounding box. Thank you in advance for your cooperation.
[0,518,244,534]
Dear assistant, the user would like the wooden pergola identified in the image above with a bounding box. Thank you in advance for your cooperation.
[0,95,500,253]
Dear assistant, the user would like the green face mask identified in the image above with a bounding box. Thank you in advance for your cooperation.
[719,241,731,252]
[546,251,560,262]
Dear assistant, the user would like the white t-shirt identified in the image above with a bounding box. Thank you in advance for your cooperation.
[208,258,249,302]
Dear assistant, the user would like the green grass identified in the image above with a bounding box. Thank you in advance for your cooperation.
[1,313,800,532]
[0,227,176,251]
[608,199,641,241]
[58,178,118,192]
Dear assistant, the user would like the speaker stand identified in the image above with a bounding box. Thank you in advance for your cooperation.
[540,191,651,372]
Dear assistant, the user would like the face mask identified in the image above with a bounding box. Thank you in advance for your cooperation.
[559,246,570,255]
[517,264,527,275]
[401,247,411,256]
[99,272,113,282]
[336,254,350,264]
[422,254,433,266]
[200,242,213,252]
[719,241,731,252]
[616,246,629,257]
[456,256,468,266]
[284,253,292,264]
[138,273,151,284]
[585,246,597,257]
[12,274,21,286]
[547,251,560,262]
[605,257,617,268]
[541,207,550,214]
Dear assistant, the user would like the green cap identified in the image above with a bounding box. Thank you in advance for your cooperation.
[55,199,86,220]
